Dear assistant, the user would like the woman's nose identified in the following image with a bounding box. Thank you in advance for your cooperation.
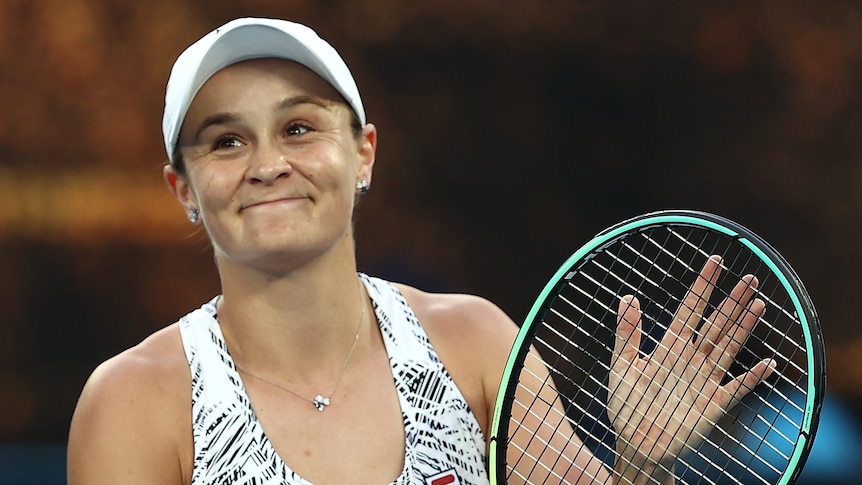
[247,147,293,184]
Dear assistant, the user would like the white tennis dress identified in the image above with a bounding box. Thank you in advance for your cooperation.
[178,274,489,485]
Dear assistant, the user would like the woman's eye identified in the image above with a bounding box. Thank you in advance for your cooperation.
[213,136,243,150]
[287,124,312,136]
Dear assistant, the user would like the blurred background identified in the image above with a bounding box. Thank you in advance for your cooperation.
[1,0,861,483]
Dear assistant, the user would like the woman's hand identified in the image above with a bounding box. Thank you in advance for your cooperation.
[608,255,776,484]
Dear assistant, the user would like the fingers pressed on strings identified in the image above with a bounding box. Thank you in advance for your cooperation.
[711,296,766,374]
[674,256,722,338]
[697,274,759,356]
[658,255,723,364]
[721,358,776,409]
[614,295,643,365]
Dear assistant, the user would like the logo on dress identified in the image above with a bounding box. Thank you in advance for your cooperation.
[426,469,460,485]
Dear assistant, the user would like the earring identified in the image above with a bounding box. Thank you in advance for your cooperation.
[356,179,370,195]
[188,208,200,224]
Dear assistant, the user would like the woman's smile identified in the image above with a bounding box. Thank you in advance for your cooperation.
[241,194,311,212]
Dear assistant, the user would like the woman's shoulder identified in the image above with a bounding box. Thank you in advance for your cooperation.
[83,323,189,400]
[392,283,514,334]
[67,323,192,484]
[70,322,191,426]
[391,282,518,434]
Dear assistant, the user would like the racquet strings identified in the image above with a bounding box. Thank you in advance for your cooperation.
[507,224,811,485]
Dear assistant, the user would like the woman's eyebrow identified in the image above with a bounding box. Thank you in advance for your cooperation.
[188,112,241,144]
[275,94,333,113]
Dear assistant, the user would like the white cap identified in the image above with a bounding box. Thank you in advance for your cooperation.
[162,17,366,163]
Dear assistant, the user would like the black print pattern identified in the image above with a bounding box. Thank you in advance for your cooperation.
[178,274,489,484]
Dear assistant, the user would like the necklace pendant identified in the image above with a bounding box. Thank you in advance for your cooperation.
[313,395,331,412]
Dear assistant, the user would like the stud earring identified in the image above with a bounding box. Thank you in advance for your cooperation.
[356,179,370,195]
[188,208,200,224]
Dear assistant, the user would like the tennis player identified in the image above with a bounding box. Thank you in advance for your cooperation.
[67,18,772,485]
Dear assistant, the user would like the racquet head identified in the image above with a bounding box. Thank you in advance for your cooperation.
[489,210,825,485]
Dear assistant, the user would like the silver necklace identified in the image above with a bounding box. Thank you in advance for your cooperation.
[234,284,367,412]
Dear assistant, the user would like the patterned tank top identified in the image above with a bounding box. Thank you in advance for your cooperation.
[178,274,489,484]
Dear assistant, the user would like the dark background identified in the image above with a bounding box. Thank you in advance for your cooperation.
[1,0,860,482]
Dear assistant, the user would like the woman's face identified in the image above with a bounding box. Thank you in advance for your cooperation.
[166,58,376,273]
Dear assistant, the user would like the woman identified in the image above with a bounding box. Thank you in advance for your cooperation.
[67,18,772,485]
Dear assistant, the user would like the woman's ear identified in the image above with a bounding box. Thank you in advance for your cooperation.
[356,123,377,187]
[163,165,200,224]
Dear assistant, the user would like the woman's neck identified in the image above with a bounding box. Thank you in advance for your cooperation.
[212,246,368,381]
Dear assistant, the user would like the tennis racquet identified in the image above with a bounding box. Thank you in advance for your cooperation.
[489,210,825,485]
